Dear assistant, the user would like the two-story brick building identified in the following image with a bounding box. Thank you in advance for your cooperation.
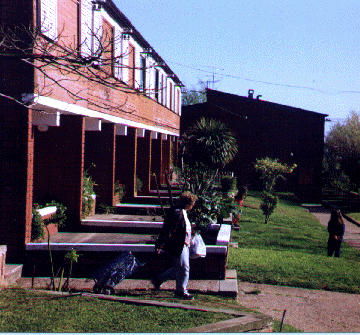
[181,89,328,202]
[0,0,182,262]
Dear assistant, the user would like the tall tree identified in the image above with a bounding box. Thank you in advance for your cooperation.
[325,111,360,191]
[182,117,238,169]
[180,117,238,195]
[182,80,207,106]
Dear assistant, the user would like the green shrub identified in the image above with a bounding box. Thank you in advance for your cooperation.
[136,176,143,192]
[31,205,45,241]
[82,166,96,218]
[220,175,237,193]
[114,180,126,202]
[260,192,278,224]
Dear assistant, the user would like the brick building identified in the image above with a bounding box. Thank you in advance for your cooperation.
[181,89,328,202]
[0,0,182,262]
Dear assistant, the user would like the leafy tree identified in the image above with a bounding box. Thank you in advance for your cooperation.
[254,157,295,224]
[325,111,360,191]
[177,117,239,229]
[182,80,207,106]
[254,157,296,193]
[180,117,238,196]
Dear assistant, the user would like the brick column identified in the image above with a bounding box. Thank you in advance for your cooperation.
[115,127,137,200]
[0,106,34,263]
[136,130,152,195]
[84,123,116,206]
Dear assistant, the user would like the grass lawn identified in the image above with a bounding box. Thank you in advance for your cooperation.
[0,288,300,333]
[228,192,360,294]
[347,212,360,222]
[0,289,235,333]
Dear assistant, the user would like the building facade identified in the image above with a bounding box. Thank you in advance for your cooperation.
[0,0,182,262]
[181,89,328,202]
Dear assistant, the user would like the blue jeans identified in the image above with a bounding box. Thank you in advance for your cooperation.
[158,244,190,293]
[328,238,342,257]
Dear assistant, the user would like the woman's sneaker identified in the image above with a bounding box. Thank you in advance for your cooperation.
[175,291,194,300]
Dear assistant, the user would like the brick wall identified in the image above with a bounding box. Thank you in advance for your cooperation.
[31,0,180,136]
[0,106,34,263]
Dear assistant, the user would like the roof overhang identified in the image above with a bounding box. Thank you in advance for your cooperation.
[22,94,179,137]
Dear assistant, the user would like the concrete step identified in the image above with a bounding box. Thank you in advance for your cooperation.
[1,264,23,286]
[133,195,179,205]
[81,214,163,234]
[113,203,169,215]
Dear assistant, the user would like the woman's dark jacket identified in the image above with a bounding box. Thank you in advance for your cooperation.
[155,208,186,258]
[328,219,345,241]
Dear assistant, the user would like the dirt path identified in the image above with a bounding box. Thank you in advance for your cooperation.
[238,282,360,333]
[237,206,360,333]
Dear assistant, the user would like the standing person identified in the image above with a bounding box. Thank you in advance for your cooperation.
[327,208,345,257]
[152,191,198,300]
[232,186,248,230]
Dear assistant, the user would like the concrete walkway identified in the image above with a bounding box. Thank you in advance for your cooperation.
[235,205,360,333]
[303,204,360,251]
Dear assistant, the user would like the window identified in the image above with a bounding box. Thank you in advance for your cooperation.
[177,88,180,114]
[91,4,102,57]
[77,0,81,53]
[155,69,159,101]
[162,74,166,106]
[140,56,146,92]
[114,28,123,80]
[169,82,173,110]
[81,0,92,56]
[38,0,58,40]
[102,20,115,76]
[36,0,41,30]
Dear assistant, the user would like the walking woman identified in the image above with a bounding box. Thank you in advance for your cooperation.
[327,208,345,258]
[152,191,198,300]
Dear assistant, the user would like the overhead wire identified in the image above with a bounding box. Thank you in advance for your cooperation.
[168,60,360,96]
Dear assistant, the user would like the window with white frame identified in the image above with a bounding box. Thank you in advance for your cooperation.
[169,81,173,111]
[155,69,159,102]
[114,28,123,80]
[92,5,102,58]
[80,0,93,56]
[140,56,146,92]
[162,74,166,106]
[37,0,58,40]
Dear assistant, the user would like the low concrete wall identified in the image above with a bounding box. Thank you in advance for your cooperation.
[24,244,228,280]
[24,224,231,280]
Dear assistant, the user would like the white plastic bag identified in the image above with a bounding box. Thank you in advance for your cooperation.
[189,233,206,259]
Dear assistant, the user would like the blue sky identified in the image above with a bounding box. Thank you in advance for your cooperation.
[113,0,360,134]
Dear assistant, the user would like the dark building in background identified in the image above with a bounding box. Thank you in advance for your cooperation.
[181,89,328,202]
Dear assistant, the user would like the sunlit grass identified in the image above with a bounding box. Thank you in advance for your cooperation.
[228,193,360,293]
[347,212,360,222]
[0,289,234,333]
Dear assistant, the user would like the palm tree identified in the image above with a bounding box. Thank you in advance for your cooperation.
[180,117,238,194]
[182,117,238,168]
